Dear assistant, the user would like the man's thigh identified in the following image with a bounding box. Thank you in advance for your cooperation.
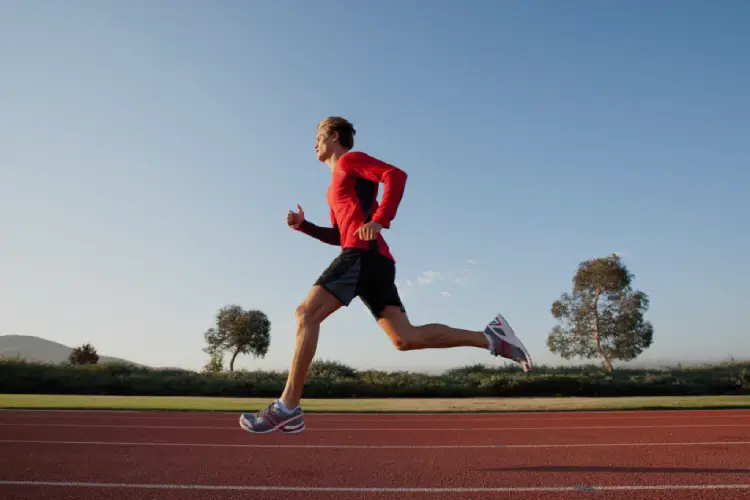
[297,284,343,325]
[311,249,364,308]
[358,253,405,320]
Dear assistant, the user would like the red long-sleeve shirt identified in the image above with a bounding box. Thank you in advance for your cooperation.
[296,151,407,261]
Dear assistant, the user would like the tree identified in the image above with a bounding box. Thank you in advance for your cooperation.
[203,305,271,372]
[203,351,224,373]
[68,343,99,365]
[546,254,653,372]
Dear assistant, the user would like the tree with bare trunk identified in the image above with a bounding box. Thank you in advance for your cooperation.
[203,305,271,372]
[546,254,653,372]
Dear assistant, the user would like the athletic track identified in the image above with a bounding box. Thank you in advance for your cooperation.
[0,408,749,499]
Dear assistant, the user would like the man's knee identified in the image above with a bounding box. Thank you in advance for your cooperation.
[377,307,417,351]
[295,286,342,328]
[391,333,416,351]
[295,302,319,328]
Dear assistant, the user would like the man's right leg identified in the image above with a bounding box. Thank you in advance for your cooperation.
[377,307,489,350]
[376,306,532,372]
[359,252,532,372]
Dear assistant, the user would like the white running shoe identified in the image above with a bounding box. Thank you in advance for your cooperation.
[483,313,532,372]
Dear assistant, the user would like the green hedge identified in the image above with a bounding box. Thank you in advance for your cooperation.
[1,359,748,398]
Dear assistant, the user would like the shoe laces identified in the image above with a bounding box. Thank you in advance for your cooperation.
[256,402,278,419]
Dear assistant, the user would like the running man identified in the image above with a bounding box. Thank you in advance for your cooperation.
[239,117,532,434]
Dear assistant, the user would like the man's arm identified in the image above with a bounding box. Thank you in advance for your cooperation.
[337,152,408,229]
[294,220,341,246]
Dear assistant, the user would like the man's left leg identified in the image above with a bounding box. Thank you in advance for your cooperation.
[239,285,342,434]
[240,249,363,434]
[281,284,344,409]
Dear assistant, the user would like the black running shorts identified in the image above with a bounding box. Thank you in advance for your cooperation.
[314,248,405,319]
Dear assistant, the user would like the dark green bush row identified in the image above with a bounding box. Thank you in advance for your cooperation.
[1,359,748,398]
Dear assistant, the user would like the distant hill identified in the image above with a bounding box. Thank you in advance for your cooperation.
[0,335,141,366]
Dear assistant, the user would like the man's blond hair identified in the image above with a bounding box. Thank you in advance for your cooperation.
[318,116,356,150]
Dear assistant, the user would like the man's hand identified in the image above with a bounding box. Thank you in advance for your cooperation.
[353,221,383,241]
[287,204,305,228]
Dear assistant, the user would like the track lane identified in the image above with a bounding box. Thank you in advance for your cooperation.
[1,422,748,447]
[1,409,749,499]
[1,408,748,426]
[1,439,749,489]
[2,484,750,500]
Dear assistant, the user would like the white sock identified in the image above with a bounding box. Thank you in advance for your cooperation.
[276,399,298,414]
[483,330,495,353]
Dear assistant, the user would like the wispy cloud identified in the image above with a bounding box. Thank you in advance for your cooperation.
[396,259,477,301]
[467,259,477,265]
[395,281,411,296]
[453,266,473,285]
[416,271,445,285]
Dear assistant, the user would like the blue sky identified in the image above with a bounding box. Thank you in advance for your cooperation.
[1,1,748,372]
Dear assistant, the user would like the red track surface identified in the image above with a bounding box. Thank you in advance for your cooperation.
[1,408,749,499]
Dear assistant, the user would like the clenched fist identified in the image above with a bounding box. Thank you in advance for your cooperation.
[287,204,305,229]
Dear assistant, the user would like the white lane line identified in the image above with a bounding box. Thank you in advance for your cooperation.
[1,439,749,449]
[1,480,749,493]
[1,422,750,431]
[2,413,749,423]
[1,408,748,418]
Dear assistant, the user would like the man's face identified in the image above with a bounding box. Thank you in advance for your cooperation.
[314,128,336,162]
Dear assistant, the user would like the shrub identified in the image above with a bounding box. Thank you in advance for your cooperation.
[0,359,748,398]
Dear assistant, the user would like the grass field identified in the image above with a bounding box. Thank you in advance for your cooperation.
[2,394,750,413]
